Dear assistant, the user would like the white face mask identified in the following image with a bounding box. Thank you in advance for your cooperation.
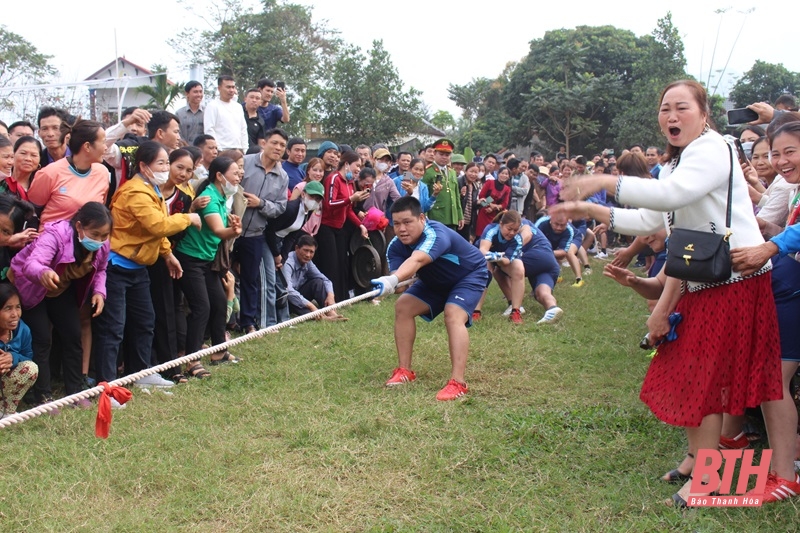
[376,162,389,172]
[222,179,238,197]
[0,169,8,180]
[303,197,320,212]
[148,166,169,186]
[478,172,485,179]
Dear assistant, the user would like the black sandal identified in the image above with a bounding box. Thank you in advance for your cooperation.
[662,452,694,484]
[185,362,211,379]
[210,352,241,365]
[170,373,189,384]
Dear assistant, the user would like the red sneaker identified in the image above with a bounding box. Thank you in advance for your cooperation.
[719,431,749,450]
[472,310,482,322]
[436,379,468,401]
[385,367,416,386]
[509,309,523,324]
[746,471,800,503]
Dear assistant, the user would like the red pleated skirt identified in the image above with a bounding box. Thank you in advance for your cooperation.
[640,273,783,427]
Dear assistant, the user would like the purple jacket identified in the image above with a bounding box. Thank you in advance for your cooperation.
[10,220,109,309]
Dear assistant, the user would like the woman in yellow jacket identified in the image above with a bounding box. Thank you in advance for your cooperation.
[92,141,201,393]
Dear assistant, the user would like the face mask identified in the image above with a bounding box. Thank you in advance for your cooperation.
[345,171,354,181]
[222,179,238,197]
[376,162,389,172]
[147,166,169,186]
[303,197,320,211]
[478,172,485,179]
[0,170,8,180]
[79,231,104,252]
[194,167,207,180]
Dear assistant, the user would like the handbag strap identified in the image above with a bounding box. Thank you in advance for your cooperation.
[670,142,735,232]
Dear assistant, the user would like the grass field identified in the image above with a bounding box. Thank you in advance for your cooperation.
[1,262,797,532]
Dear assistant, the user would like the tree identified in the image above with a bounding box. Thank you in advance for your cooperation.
[0,26,57,115]
[448,75,513,153]
[172,0,338,136]
[317,40,424,146]
[611,13,688,149]
[135,64,183,110]
[729,60,800,108]
[431,110,456,132]
[504,25,638,156]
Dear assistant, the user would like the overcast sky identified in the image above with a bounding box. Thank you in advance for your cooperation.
[2,0,794,119]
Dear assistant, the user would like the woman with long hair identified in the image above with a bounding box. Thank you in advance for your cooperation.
[11,202,111,407]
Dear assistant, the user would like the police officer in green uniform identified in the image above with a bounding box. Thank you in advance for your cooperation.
[422,138,464,230]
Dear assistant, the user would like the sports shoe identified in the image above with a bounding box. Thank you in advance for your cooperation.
[587,245,598,255]
[509,309,523,324]
[719,431,749,450]
[135,374,175,388]
[537,306,563,324]
[436,379,468,401]
[561,260,569,267]
[386,367,416,386]
[746,471,800,503]
[572,279,585,288]
[472,310,482,322]
[503,304,526,316]
[595,251,608,260]
[583,265,593,276]
[556,276,563,283]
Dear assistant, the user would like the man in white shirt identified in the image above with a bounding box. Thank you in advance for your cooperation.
[204,75,248,152]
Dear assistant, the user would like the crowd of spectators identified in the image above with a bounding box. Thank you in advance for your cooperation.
[1,73,798,507]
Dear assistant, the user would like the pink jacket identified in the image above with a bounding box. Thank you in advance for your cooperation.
[11,220,109,309]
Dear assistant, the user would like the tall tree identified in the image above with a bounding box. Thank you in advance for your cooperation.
[448,75,512,153]
[504,25,638,156]
[611,13,688,149]
[172,0,338,136]
[0,26,57,116]
[317,40,424,146]
[729,60,800,108]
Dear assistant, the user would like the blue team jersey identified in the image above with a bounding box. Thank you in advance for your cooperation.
[480,223,524,260]
[520,219,554,254]
[387,219,487,289]
[535,216,575,252]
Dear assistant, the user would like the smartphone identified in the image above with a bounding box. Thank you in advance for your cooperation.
[435,175,442,184]
[727,107,759,125]
[733,139,748,164]
[276,81,286,90]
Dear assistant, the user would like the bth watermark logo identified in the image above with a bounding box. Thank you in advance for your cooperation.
[687,449,771,507]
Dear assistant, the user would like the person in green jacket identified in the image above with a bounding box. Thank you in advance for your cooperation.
[422,138,463,230]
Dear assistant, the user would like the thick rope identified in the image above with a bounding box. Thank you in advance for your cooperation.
[1,281,407,429]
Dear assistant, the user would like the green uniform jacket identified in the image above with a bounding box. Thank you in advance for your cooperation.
[422,164,463,226]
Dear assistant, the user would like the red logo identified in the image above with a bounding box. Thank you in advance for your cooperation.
[687,449,771,507]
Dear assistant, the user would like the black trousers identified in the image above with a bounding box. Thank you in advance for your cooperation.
[24,285,83,397]
[174,251,227,355]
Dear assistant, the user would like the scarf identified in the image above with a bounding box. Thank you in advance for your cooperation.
[463,181,474,224]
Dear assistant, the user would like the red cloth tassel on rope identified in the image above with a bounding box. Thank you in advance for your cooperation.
[95,382,133,438]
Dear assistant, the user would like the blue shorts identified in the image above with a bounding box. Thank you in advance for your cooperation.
[521,248,560,290]
[404,268,491,327]
[771,255,800,361]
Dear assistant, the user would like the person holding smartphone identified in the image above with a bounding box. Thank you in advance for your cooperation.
[257,79,290,130]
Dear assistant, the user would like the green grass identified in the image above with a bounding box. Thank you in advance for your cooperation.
[1,262,797,532]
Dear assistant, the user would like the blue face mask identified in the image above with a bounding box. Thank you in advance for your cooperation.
[345,171,354,181]
[79,230,104,252]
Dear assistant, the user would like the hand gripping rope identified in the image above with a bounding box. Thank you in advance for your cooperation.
[0,280,412,436]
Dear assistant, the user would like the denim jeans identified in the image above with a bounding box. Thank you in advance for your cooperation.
[92,265,155,383]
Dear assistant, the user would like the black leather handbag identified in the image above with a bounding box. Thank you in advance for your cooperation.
[664,144,734,283]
